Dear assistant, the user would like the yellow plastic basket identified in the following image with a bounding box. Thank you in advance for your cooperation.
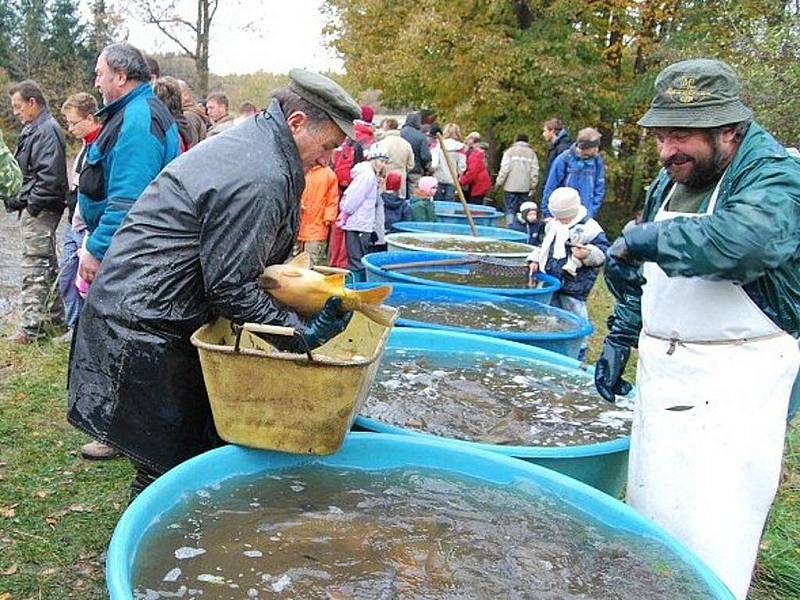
[190,309,397,455]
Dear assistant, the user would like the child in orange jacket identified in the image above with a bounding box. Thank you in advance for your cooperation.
[297,165,339,266]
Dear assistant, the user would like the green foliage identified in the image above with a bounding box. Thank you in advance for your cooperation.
[0,0,107,136]
[324,0,800,232]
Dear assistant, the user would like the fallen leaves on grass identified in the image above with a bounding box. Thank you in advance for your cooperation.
[1,563,18,575]
[0,505,17,518]
[45,503,94,527]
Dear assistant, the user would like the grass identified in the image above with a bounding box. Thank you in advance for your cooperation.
[0,282,797,598]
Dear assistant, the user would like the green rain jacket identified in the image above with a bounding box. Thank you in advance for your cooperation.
[608,122,800,347]
[608,122,800,417]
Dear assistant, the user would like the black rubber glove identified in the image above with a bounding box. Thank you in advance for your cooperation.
[594,339,633,403]
[277,297,353,353]
[604,236,646,302]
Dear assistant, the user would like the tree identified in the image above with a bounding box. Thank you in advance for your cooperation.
[324,0,800,234]
[13,0,51,79]
[130,0,219,97]
[47,0,92,98]
[89,0,124,55]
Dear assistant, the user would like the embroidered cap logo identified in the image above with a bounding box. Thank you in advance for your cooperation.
[666,76,712,104]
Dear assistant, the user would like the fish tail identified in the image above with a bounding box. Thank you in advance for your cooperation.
[355,285,392,306]
[359,303,398,327]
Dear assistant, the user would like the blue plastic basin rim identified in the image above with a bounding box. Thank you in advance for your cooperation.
[106,433,733,600]
[355,414,629,458]
[395,315,594,341]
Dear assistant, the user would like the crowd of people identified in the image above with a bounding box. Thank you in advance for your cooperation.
[311,106,611,357]
[0,41,798,599]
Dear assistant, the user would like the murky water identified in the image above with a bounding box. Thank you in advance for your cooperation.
[402,269,532,289]
[392,234,531,254]
[364,350,632,446]
[133,466,714,599]
[394,300,573,332]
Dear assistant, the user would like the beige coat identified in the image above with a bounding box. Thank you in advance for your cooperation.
[496,141,540,193]
[379,129,414,198]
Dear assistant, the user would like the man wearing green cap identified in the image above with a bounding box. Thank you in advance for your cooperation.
[67,69,363,496]
[595,58,800,598]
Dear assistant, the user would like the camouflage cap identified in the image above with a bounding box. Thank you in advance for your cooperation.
[288,68,361,139]
[638,58,752,128]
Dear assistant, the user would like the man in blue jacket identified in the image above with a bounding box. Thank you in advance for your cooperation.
[76,42,180,459]
[77,42,180,287]
[542,127,606,218]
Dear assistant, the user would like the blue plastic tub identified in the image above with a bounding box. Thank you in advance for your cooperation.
[107,434,732,599]
[434,200,503,226]
[357,327,629,496]
[362,250,561,303]
[354,282,592,358]
[392,221,528,241]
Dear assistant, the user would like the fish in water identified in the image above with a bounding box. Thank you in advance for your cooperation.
[259,252,396,326]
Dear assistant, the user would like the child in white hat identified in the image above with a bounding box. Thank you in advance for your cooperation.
[528,187,609,360]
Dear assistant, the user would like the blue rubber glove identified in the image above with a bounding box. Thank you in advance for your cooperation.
[594,339,633,403]
[284,296,353,353]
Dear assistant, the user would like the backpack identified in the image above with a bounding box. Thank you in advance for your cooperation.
[332,139,363,188]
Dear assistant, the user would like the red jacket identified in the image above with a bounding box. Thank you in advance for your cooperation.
[459,147,492,197]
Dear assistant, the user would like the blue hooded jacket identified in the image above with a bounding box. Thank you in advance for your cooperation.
[78,83,180,260]
[542,146,606,218]
[382,191,412,232]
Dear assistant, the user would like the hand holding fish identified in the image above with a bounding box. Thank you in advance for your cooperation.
[259,252,396,327]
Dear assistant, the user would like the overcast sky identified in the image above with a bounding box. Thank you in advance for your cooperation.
[92,0,343,75]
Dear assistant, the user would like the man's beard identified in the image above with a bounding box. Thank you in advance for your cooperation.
[663,135,729,189]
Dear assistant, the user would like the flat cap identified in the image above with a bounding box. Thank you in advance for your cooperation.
[638,58,752,128]
[288,68,361,139]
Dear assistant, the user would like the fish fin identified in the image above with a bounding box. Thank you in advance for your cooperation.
[359,303,397,327]
[288,252,312,269]
[259,273,280,289]
[356,285,392,306]
[324,273,347,288]
[280,268,304,278]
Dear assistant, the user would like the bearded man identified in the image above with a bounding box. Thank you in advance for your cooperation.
[594,58,800,599]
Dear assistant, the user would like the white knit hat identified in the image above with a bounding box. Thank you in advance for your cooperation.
[548,187,581,219]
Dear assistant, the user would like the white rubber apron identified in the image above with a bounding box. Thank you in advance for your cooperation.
[628,179,800,599]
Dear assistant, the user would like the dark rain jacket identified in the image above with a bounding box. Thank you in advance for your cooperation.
[400,113,432,175]
[67,100,306,474]
[12,109,67,216]
[608,122,800,348]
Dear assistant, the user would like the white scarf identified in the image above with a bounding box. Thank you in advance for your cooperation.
[537,205,588,265]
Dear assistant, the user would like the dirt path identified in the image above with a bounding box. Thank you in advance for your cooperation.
[0,209,66,326]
